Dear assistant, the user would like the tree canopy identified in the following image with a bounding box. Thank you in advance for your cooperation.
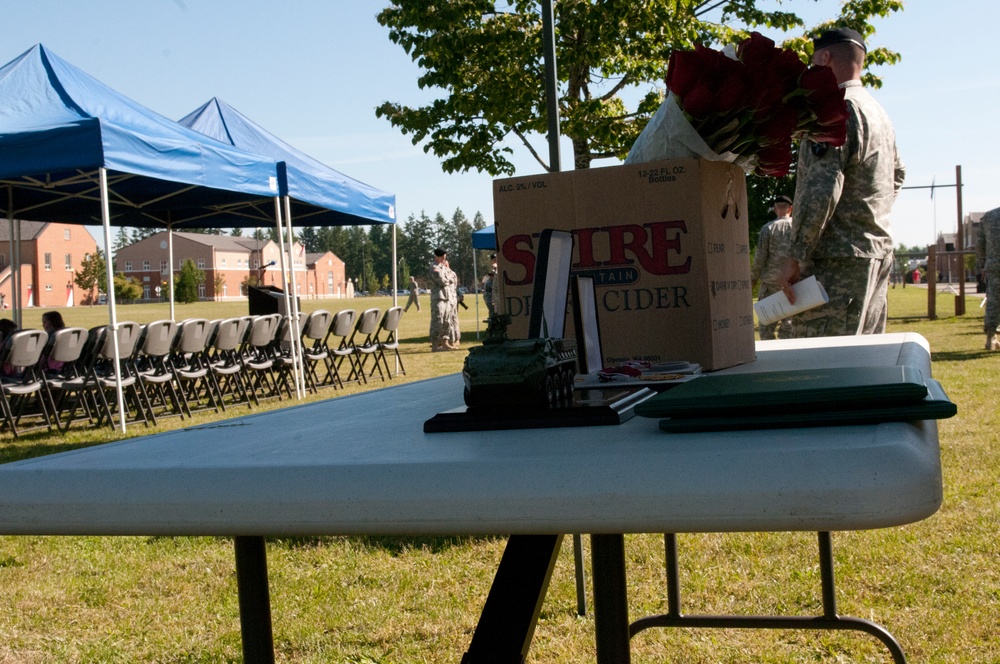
[376,0,903,175]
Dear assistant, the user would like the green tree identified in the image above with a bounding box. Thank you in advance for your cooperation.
[298,226,319,253]
[213,273,227,300]
[402,211,435,279]
[112,273,142,304]
[174,259,205,303]
[376,1,902,174]
[113,227,131,252]
[75,250,108,305]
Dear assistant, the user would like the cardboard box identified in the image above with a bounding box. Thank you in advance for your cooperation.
[492,158,755,371]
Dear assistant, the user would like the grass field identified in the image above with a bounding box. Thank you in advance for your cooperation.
[0,286,995,663]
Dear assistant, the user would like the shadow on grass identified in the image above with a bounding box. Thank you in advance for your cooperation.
[0,433,104,464]
[267,534,503,555]
[931,349,995,363]
[350,534,505,555]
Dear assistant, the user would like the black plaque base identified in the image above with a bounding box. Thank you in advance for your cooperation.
[424,387,655,433]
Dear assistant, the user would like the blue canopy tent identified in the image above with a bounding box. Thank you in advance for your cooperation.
[179,97,395,228]
[179,97,399,388]
[0,44,284,429]
[472,224,497,250]
[468,224,498,336]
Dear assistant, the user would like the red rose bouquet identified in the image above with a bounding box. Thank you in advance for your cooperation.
[625,32,848,177]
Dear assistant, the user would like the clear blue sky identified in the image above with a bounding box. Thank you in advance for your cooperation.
[4,0,998,250]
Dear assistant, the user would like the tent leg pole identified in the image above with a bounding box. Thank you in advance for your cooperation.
[99,168,127,433]
[283,196,306,398]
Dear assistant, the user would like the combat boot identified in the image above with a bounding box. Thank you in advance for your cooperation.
[987,332,1000,351]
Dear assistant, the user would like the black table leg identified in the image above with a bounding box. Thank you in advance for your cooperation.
[591,534,630,664]
[462,534,562,664]
[234,536,275,664]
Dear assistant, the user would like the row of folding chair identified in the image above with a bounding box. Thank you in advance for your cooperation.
[294,306,406,392]
[0,307,407,437]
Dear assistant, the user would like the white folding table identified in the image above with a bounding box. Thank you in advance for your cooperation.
[0,332,943,663]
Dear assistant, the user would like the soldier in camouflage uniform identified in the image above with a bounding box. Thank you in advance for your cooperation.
[976,208,1000,350]
[428,247,458,351]
[751,195,795,339]
[482,253,497,318]
[777,28,905,337]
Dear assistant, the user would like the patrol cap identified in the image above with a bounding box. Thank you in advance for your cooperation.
[774,194,793,205]
[434,247,447,257]
[813,27,866,54]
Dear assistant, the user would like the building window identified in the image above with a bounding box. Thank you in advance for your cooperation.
[221,257,227,268]
[253,258,259,269]
[44,284,53,291]
[222,283,228,297]
[0,254,6,267]
[197,258,205,269]
[142,260,150,270]
[125,261,132,271]
[198,283,205,299]
[64,229,71,240]
[65,254,72,271]
[44,253,52,271]
[160,259,168,272]
[143,285,150,300]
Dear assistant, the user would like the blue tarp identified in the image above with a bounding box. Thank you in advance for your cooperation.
[472,224,496,250]
[0,44,280,227]
[179,97,396,226]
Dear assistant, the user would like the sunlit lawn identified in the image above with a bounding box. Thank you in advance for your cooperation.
[0,286,995,663]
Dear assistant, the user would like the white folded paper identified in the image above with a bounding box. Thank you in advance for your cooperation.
[753,276,829,326]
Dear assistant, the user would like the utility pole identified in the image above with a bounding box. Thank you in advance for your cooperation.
[955,165,965,316]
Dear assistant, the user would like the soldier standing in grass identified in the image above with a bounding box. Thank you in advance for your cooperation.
[404,275,421,312]
[751,195,794,339]
[976,207,1000,350]
[777,27,905,337]
[428,247,457,351]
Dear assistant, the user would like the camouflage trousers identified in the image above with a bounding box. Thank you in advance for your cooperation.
[446,302,460,343]
[984,268,1000,334]
[404,290,420,312]
[429,299,451,345]
[780,253,893,338]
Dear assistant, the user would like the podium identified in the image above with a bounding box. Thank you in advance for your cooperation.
[248,285,298,317]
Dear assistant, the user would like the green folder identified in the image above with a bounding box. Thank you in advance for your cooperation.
[657,379,956,433]
[634,365,928,419]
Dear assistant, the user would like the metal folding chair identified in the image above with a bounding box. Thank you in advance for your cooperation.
[0,329,56,437]
[349,308,382,383]
[241,314,282,403]
[169,318,223,416]
[370,306,405,380]
[40,327,90,431]
[323,308,357,389]
[135,320,184,422]
[208,317,253,410]
[299,310,333,392]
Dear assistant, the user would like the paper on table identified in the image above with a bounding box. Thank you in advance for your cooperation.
[753,276,829,326]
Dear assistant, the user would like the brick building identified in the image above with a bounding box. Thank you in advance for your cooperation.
[113,231,348,301]
[0,221,99,308]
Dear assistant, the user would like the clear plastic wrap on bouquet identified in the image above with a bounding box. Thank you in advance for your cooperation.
[624,92,753,171]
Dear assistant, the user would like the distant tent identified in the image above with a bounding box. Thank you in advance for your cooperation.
[179,97,396,227]
[0,44,282,430]
[179,97,398,298]
[472,224,497,250]
[178,97,400,389]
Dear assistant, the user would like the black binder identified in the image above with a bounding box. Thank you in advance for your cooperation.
[635,365,929,419]
[656,379,956,433]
